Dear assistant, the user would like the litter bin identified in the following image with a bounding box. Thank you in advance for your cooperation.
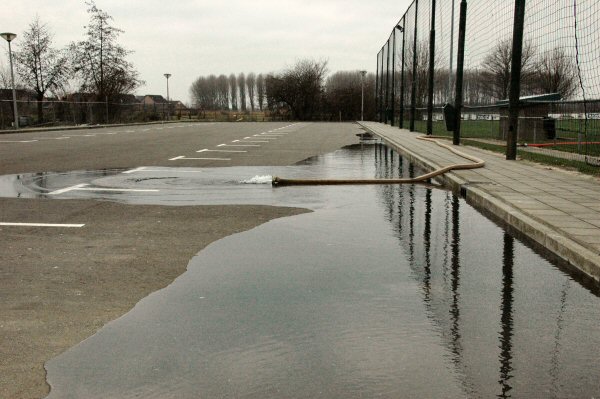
[443,103,456,132]
[542,117,556,140]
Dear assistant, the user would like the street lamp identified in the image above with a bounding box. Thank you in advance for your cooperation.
[164,73,171,121]
[1,32,18,129]
[360,70,367,121]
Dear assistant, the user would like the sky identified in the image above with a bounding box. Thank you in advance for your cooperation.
[1,0,412,104]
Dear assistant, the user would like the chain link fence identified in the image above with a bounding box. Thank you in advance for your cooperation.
[376,0,600,166]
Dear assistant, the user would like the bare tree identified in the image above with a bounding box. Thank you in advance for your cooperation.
[217,74,229,109]
[480,39,536,101]
[14,17,70,123]
[532,48,578,99]
[256,73,265,111]
[229,73,237,110]
[246,72,256,111]
[238,72,246,112]
[266,59,328,120]
[71,0,142,106]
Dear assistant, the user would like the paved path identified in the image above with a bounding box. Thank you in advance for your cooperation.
[360,122,600,283]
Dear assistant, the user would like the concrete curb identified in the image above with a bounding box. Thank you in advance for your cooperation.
[359,121,600,283]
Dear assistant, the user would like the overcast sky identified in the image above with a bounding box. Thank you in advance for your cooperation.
[2,0,411,104]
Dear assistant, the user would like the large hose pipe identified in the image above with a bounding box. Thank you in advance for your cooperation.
[272,135,485,186]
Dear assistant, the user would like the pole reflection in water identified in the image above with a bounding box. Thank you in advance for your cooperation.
[373,145,600,397]
[499,233,514,398]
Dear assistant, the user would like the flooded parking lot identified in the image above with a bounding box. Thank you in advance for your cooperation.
[5,144,598,398]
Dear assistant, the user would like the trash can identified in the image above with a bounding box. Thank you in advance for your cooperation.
[542,117,556,140]
[443,103,456,132]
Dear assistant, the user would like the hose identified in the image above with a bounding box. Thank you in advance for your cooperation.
[272,135,485,186]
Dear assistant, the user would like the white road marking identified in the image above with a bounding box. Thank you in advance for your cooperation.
[75,187,160,192]
[217,144,226,147]
[242,140,269,143]
[232,140,240,142]
[0,222,85,228]
[0,140,39,143]
[122,167,147,174]
[171,157,231,161]
[123,167,202,174]
[197,149,247,153]
[244,136,252,139]
[49,183,89,195]
[169,156,185,160]
[217,144,260,147]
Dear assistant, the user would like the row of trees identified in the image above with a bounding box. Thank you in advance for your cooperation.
[190,72,266,112]
[4,0,142,123]
[383,39,579,108]
[189,60,376,121]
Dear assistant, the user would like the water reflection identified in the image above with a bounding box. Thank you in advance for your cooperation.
[375,145,600,398]
[499,233,514,398]
[41,144,600,398]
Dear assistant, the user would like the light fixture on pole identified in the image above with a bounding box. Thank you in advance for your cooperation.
[360,70,367,121]
[164,73,171,121]
[1,32,18,129]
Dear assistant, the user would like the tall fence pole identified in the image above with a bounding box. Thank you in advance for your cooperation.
[410,0,419,132]
[380,46,385,122]
[453,0,467,145]
[448,0,456,100]
[506,0,526,160]
[399,17,406,129]
[427,0,437,135]
[376,50,380,122]
[386,39,392,124]
[391,29,397,126]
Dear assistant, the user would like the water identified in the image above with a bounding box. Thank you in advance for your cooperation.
[36,144,600,398]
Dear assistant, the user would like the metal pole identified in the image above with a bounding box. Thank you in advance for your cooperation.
[507,0,526,160]
[385,39,391,124]
[391,28,397,126]
[7,40,19,129]
[164,73,172,121]
[427,0,437,135]
[453,0,467,145]
[399,16,406,129]
[410,0,419,132]
[375,51,380,122]
[448,0,456,100]
[361,70,367,121]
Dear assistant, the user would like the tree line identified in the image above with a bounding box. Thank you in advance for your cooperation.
[388,39,579,109]
[190,60,376,121]
[3,0,142,123]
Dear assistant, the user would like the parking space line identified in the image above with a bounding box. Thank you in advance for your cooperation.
[197,149,247,153]
[216,144,260,147]
[0,140,39,143]
[75,187,159,192]
[0,222,85,228]
[49,184,89,195]
[170,156,231,161]
[242,140,269,143]
[122,167,147,174]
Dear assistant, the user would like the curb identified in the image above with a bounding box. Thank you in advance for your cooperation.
[359,122,600,283]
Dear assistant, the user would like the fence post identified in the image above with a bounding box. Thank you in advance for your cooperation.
[380,48,385,122]
[453,0,467,145]
[507,0,526,160]
[427,0,437,135]
[385,40,391,124]
[376,50,380,122]
[399,16,406,129]
[410,0,419,132]
[391,29,397,126]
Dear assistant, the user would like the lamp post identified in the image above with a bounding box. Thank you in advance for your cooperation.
[360,70,367,121]
[164,73,171,121]
[1,32,18,129]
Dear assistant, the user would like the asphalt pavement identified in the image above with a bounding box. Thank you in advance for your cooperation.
[0,122,361,399]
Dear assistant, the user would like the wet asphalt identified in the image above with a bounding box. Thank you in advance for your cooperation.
[0,122,360,399]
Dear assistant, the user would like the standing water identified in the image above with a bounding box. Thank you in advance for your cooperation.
[43,144,600,398]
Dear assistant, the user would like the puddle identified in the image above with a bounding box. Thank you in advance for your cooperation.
[18,144,600,398]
